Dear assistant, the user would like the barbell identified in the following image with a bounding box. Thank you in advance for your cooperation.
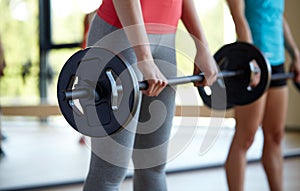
[56,42,296,137]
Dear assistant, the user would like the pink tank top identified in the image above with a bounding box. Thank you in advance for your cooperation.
[97,0,182,34]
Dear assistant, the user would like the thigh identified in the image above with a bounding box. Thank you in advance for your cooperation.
[86,16,142,168]
[262,63,288,135]
[262,86,288,135]
[234,94,267,139]
[136,33,177,137]
[132,34,177,169]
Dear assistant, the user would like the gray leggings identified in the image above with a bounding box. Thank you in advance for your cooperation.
[83,16,177,191]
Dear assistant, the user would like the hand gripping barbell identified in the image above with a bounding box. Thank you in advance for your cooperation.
[57,42,274,137]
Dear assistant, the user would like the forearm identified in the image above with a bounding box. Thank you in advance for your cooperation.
[181,0,209,49]
[112,0,168,96]
[112,0,152,61]
[226,0,252,42]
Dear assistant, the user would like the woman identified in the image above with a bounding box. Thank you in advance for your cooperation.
[225,0,300,190]
[83,0,218,190]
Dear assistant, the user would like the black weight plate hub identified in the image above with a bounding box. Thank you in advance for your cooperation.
[57,47,140,137]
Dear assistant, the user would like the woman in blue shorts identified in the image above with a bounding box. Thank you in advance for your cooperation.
[225,0,300,190]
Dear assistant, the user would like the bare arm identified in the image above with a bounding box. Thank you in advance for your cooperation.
[283,17,300,82]
[181,0,218,86]
[226,0,263,87]
[112,0,167,96]
[226,0,252,42]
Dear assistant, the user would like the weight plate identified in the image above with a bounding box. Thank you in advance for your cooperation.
[198,81,234,110]
[198,42,271,110]
[221,42,271,106]
[57,47,140,137]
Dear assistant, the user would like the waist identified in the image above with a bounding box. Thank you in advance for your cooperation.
[97,0,182,34]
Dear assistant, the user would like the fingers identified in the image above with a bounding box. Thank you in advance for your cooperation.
[193,65,203,87]
[193,64,218,87]
[295,68,300,83]
[204,71,218,86]
[294,70,300,83]
[137,58,168,96]
[290,62,300,83]
[142,79,167,97]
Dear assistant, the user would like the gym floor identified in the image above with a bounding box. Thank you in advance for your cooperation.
[1,116,300,191]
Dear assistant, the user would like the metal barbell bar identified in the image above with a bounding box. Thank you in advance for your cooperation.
[64,70,297,102]
[64,70,244,101]
[271,72,295,81]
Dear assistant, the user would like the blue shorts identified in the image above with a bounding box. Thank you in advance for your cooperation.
[269,64,287,88]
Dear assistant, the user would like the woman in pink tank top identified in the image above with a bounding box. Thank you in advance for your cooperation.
[83,1,218,190]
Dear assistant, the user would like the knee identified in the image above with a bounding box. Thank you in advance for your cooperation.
[84,153,128,189]
[134,164,166,177]
[242,136,255,150]
[133,164,167,190]
[264,129,284,146]
[233,132,255,151]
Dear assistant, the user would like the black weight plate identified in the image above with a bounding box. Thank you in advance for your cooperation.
[57,47,140,137]
[219,42,271,106]
[198,42,271,110]
[198,81,234,110]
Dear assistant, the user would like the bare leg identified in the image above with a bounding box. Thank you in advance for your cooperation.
[225,94,266,191]
[261,87,288,191]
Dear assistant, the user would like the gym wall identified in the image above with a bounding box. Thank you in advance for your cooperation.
[285,0,300,129]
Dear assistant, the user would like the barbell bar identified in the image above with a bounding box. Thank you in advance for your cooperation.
[275,73,300,93]
[271,72,295,81]
[64,70,244,101]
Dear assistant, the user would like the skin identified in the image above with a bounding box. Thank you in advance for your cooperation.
[225,0,300,191]
[112,0,218,96]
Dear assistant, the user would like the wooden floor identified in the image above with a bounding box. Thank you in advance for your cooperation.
[1,116,300,191]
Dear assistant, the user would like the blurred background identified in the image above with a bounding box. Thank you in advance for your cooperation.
[0,0,300,190]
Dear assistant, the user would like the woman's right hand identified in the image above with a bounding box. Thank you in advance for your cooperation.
[137,58,167,97]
